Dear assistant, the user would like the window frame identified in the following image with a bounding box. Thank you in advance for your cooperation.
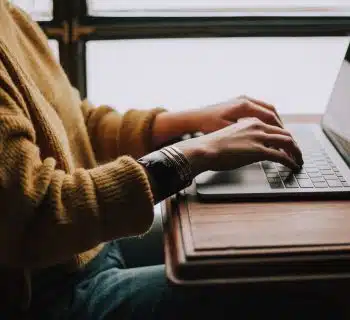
[34,0,350,98]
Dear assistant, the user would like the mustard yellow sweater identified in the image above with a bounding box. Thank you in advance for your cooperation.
[0,0,164,310]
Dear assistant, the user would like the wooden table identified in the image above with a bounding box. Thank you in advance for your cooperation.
[162,114,350,286]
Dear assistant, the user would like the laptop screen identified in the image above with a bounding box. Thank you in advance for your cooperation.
[322,41,350,166]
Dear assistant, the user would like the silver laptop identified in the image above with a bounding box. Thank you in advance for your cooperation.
[196,42,350,200]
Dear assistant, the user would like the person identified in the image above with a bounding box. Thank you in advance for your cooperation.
[4,1,345,319]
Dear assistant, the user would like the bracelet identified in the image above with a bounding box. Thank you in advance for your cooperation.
[160,146,192,185]
[137,146,193,201]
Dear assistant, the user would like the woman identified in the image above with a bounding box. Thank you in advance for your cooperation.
[0,1,312,319]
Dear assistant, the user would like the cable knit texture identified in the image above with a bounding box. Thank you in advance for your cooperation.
[0,0,166,311]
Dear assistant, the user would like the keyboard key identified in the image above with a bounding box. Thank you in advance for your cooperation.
[308,172,323,178]
[332,167,340,172]
[313,182,328,188]
[304,164,316,168]
[324,175,339,180]
[284,178,299,188]
[297,179,314,188]
[318,165,331,170]
[343,182,350,187]
[302,160,313,165]
[278,167,292,172]
[335,172,343,177]
[276,163,288,168]
[339,177,347,182]
[294,173,309,179]
[279,172,292,178]
[311,177,326,182]
[321,169,334,175]
[312,158,326,163]
[266,173,279,178]
[269,182,284,189]
[303,161,313,165]
[306,168,319,173]
[311,153,323,157]
[327,180,343,188]
[268,177,281,183]
[313,160,328,164]
[264,168,278,173]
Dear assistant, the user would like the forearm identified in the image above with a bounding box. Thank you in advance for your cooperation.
[81,99,166,161]
[151,110,200,149]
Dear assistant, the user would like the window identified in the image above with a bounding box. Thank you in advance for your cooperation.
[88,0,350,17]
[6,1,350,114]
[10,1,57,60]
[10,0,53,21]
[87,37,348,114]
[48,40,59,61]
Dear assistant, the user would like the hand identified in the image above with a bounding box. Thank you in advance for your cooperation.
[174,117,303,177]
[195,95,284,134]
[151,95,284,149]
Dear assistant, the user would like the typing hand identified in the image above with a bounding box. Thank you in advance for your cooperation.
[175,117,303,177]
[194,95,284,134]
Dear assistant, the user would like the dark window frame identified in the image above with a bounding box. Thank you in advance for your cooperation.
[39,0,350,98]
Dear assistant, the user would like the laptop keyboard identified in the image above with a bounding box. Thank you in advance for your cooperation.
[262,139,349,189]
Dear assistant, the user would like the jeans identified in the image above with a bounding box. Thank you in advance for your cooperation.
[28,239,348,320]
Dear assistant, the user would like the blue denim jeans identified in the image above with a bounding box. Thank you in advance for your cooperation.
[28,240,347,320]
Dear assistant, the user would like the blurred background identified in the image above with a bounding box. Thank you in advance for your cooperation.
[10,0,350,114]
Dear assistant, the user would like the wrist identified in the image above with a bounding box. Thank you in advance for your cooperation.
[174,139,209,177]
[152,110,200,148]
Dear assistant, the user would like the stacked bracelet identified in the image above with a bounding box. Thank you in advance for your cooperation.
[159,146,192,187]
[137,146,193,201]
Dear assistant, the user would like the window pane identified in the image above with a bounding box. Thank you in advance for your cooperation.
[48,40,59,62]
[88,0,350,17]
[86,37,348,114]
[10,0,53,21]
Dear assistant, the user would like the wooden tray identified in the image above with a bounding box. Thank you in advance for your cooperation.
[163,187,350,285]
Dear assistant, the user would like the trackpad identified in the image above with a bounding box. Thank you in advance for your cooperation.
[195,163,269,196]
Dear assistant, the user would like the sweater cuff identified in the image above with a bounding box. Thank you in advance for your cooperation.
[89,156,155,240]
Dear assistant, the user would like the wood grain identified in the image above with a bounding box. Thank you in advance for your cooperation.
[188,198,350,250]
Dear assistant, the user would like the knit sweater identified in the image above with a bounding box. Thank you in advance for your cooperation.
[0,0,165,311]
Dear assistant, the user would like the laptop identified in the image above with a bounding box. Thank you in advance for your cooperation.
[196,41,350,200]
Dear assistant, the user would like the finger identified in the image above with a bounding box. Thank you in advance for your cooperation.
[259,123,303,161]
[236,101,284,128]
[259,123,292,137]
[257,122,303,163]
[241,96,284,126]
[260,133,303,166]
[262,133,303,166]
[260,145,300,170]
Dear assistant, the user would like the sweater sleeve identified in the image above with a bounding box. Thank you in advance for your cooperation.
[0,85,155,269]
[80,99,166,163]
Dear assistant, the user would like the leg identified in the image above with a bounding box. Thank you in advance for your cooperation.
[65,242,346,320]
[62,241,249,320]
[68,266,346,320]
[30,241,348,320]
[69,263,249,320]
[118,204,164,268]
